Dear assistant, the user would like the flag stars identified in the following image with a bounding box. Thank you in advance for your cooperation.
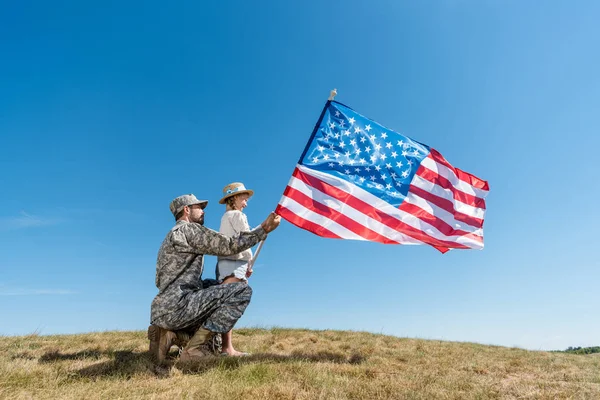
[359,158,366,164]
[359,176,366,183]
[334,153,341,159]
[334,110,340,117]
[329,122,336,129]
[312,156,319,163]
[334,133,340,139]
[354,148,362,155]
[343,129,351,136]
[365,124,372,132]
[370,155,377,162]
[374,143,382,151]
[354,126,362,134]
[386,163,392,169]
[402,170,410,178]
[380,153,387,161]
[317,145,325,152]
[350,139,357,146]
[386,142,392,149]
[339,120,345,128]
[328,162,335,167]
[345,169,351,174]
[323,154,330,161]
[348,117,355,125]
[381,173,387,180]
[381,132,388,139]
[386,183,392,190]
[374,165,382,171]
[397,140,404,147]
[360,136,367,143]
[369,134,376,141]
[396,161,403,168]
[339,141,346,149]
[365,146,371,153]
[391,151,398,158]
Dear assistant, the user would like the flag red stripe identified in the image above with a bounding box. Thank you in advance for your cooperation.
[275,204,341,239]
[417,165,487,209]
[292,168,471,250]
[429,148,489,191]
[408,184,485,229]
[398,201,483,243]
[283,186,400,244]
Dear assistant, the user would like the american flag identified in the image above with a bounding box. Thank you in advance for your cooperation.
[276,101,489,253]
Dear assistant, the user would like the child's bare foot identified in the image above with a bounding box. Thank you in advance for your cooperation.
[221,348,250,357]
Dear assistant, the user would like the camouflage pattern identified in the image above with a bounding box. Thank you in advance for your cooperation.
[169,194,208,217]
[150,220,267,333]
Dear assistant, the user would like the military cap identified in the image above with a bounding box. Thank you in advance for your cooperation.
[169,194,208,217]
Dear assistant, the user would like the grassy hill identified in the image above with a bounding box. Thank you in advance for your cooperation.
[1,328,599,399]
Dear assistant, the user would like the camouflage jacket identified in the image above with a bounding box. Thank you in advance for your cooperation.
[150,220,267,328]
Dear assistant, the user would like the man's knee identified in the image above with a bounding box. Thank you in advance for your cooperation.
[233,282,252,301]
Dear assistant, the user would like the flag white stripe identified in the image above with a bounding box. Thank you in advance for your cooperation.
[293,165,484,248]
[411,175,486,220]
[286,175,424,245]
[421,156,489,199]
[278,196,367,241]
[403,192,484,237]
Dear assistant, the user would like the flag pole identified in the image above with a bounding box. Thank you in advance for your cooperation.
[248,239,265,270]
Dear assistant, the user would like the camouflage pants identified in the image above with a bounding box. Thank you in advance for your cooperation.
[160,282,252,334]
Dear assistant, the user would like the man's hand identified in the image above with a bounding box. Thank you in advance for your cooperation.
[260,212,281,234]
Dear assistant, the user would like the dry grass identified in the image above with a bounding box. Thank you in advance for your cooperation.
[1,328,599,399]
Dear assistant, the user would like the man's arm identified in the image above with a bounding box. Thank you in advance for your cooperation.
[185,224,265,257]
[184,212,280,257]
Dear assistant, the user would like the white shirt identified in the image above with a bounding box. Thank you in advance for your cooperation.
[218,210,253,262]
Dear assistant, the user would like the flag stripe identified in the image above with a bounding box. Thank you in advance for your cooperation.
[416,164,486,209]
[275,202,351,240]
[285,173,424,245]
[283,186,401,244]
[429,148,490,191]
[420,156,489,200]
[398,201,484,244]
[411,175,486,220]
[290,166,474,250]
[407,184,485,229]
[402,191,484,237]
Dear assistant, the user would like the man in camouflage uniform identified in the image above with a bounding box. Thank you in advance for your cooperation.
[148,194,280,363]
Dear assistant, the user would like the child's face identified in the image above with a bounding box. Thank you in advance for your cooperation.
[234,193,250,210]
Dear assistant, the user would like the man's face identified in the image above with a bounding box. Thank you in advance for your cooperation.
[188,204,205,225]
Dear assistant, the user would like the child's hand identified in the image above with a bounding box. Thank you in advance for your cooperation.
[246,268,253,278]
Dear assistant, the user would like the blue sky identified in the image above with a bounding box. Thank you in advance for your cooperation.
[1,0,598,351]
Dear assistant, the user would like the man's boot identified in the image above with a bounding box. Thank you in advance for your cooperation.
[148,324,177,364]
[179,327,217,362]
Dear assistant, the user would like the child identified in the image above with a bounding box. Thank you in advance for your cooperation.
[216,182,255,356]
